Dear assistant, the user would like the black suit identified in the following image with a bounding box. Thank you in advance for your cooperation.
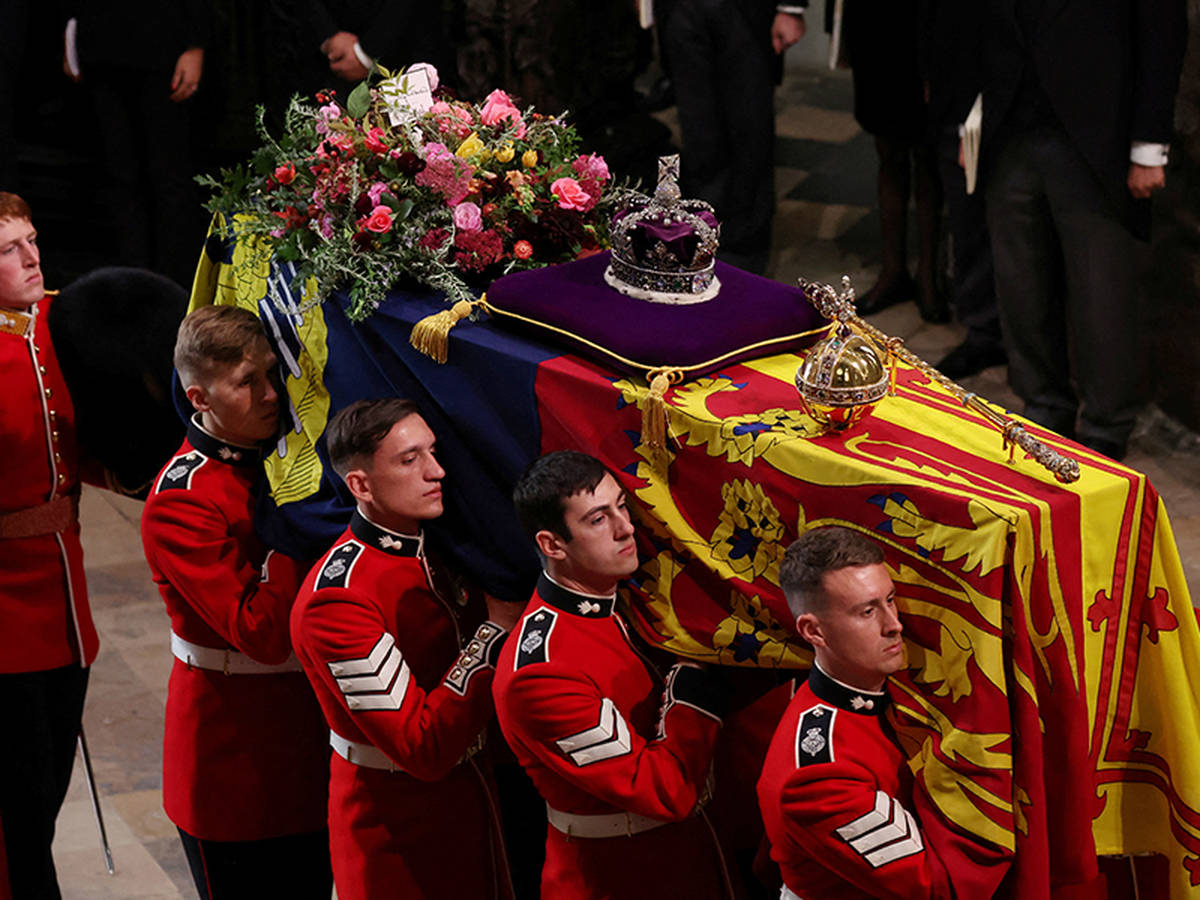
[656,0,793,274]
[978,0,1185,448]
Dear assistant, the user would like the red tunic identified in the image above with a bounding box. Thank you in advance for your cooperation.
[291,510,511,900]
[140,417,329,841]
[756,665,955,900]
[0,297,95,673]
[492,573,734,900]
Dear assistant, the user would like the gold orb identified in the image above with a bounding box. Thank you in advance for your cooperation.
[795,327,890,431]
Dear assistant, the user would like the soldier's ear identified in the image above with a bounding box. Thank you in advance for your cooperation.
[796,613,826,648]
[534,528,568,561]
[184,383,211,413]
[344,468,371,505]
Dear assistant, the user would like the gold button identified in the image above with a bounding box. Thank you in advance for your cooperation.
[57,473,66,484]
[33,344,40,353]
[38,365,46,375]
[44,387,52,398]
[54,452,61,462]
[49,410,56,420]
[51,430,59,440]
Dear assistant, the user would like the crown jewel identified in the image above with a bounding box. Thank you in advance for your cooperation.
[604,155,722,304]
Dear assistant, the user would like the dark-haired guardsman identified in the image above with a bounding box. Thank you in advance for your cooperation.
[141,305,331,899]
[291,398,519,900]
[757,526,955,899]
[0,192,98,898]
[492,450,735,899]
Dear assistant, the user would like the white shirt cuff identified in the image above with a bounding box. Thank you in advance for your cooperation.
[352,41,373,72]
[1130,142,1169,167]
[777,4,808,13]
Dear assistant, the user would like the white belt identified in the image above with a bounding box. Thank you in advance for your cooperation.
[330,730,401,771]
[545,804,671,839]
[781,887,805,900]
[170,632,303,675]
[329,729,486,773]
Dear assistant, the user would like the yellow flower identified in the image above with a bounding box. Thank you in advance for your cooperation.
[456,132,486,159]
[495,143,515,164]
[522,149,539,168]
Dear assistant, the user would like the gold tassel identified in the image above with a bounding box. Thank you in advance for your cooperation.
[409,298,479,363]
[642,368,682,451]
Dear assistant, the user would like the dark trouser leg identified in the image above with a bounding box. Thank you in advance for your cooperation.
[1038,131,1140,446]
[88,70,152,269]
[0,665,90,900]
[937,123,1001,345]
[177,827,333,900]
[133,68,204,289]
[859,136,914,306]
[661,0,774,273]
[913,141,947,320]
[985,128,1077,437]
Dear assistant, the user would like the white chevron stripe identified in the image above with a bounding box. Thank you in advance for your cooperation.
[849,797,909,853]
[556,698,633,766]
[335,644,402,695]
[835,791,890,841]
[863,807,924,867]
[346,662,412,711]
[328,633,394,677]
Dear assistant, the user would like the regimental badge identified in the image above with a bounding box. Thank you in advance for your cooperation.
[217,446,242,462]
[317,542,363,590]
[850,695,875,711]
[515,609,557,670]
[577,600,601,616]
[795,704,836,767]
[156,452,206,493]
[800,728,826,757]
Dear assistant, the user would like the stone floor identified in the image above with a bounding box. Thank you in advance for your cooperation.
[51,64,1200,899]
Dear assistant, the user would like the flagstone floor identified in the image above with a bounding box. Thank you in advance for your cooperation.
[52,64,1199,900]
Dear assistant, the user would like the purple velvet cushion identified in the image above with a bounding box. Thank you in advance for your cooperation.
[485,251,827,377]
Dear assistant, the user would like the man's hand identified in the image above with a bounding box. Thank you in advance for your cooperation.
[484,593,523,632]
[1128,163,1166,199]
[772,12,806,54]
[322,31,369,81]
[169,47,203,102]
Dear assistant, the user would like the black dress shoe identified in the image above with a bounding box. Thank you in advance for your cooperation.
[1079,436,1127,462]
[934,339,1008,380]
[856,273,917,315]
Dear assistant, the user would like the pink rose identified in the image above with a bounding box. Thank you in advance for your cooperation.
[367,182,388,206]
[316,101,341,136]
[406,62,439,91]
[572,153,610,184]
[551,177,593,211]
[453,201,483,232]
[363,126,388,154]
[363,206,393,233]
[479,89,526,138]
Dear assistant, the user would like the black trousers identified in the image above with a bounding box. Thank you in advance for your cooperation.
[86,64,205,290]
[659,0,776,274]
[985,124,1139,444]
[0,665,89,900]
[177,826,333,900]
[936,123,1001,347]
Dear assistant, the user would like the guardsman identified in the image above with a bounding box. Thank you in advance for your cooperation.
[141,305,331,899]
[492,450,735,899]
[290,398,519,900]
[756,526,955,899]
[0,192,99,898]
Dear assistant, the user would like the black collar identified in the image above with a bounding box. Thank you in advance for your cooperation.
[537,572,616,619]
[350,509,423,557]
[187,416,262,468]
[807,664,891,716]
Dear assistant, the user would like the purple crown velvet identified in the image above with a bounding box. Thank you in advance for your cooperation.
[605,155,722,304]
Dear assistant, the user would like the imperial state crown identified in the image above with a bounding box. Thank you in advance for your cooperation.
[604,155,721,304]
